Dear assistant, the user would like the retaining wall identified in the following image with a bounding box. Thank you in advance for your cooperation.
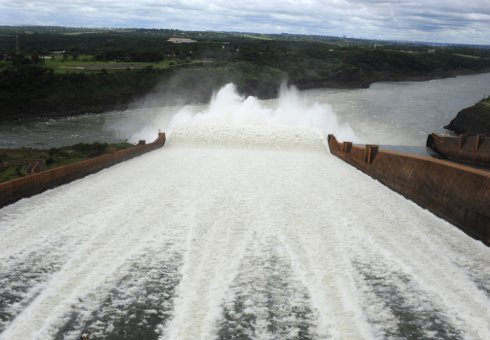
[328,134,490,246]
[0,133,166,208]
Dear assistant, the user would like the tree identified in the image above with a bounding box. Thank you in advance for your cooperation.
[11,53,32,65]
[30,53,44,64]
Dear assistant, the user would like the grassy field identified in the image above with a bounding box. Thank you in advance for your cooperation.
[243,34,274,40]
[41,56,210,73]
[44,55,102,66]
[479,96,490,108]
[0,166,24,182]
[454,53,481,59]
[61,31,109,35]
[43,55,170,73]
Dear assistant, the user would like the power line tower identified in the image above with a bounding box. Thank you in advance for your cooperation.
[16,30,20,54]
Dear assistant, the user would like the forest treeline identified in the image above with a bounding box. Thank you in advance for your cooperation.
[1,26,490,120]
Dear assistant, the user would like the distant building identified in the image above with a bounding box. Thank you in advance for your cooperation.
[167,38,197,44]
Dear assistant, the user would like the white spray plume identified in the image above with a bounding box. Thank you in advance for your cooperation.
[169,83,357,142]
[113,83,358,144]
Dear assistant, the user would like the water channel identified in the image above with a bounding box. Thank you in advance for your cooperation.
[1,74,490,339]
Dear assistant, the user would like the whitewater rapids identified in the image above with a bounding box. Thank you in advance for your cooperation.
[0,123,489,340]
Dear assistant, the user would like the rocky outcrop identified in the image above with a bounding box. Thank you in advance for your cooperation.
[446,99,490,135]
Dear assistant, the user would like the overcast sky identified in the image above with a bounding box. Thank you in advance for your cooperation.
[1,0,489,45]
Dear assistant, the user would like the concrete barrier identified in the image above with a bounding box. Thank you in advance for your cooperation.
[427,133,490,166]
[328,134,490,246]
[0,132,166,208]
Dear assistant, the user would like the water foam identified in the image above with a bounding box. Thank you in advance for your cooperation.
[1,123,490,339]
[114,83,358,144]
[166,123,328,151]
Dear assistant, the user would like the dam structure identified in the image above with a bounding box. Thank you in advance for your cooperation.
[0,123,489,340]
[328,134,490,246]
[0,132,166,208]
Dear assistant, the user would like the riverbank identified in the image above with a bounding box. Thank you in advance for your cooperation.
[295,69,490,90]
[3,68,490,123]
[445,95,490,135]
[0,133,166,208]
[0,141,135,183]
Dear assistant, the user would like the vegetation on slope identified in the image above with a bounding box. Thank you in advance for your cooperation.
[446,96,490,135]
[0,142,134,183]
[1,26,490,121]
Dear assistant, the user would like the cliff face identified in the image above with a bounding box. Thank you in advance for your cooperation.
[446,99,490,135]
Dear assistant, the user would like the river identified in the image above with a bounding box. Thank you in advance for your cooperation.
[2,72,490,149]
[0,74,490,340]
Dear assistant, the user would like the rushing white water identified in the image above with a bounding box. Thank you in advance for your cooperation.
[1,83,490,339]
[125,83,358,145]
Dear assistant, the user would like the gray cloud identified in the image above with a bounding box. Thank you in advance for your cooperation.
[0,0,489,44]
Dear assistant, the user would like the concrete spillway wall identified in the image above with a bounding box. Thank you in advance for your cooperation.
[0,132,166,208]
[328,134,490,246]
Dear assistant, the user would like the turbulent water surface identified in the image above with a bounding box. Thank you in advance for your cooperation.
[2,72,490,149]
[1,78,490,339]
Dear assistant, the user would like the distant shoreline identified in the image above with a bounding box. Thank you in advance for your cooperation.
[293,69,490,90]
[3,69,490,123]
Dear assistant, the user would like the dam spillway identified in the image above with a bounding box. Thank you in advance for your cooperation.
[1,124,490,340]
